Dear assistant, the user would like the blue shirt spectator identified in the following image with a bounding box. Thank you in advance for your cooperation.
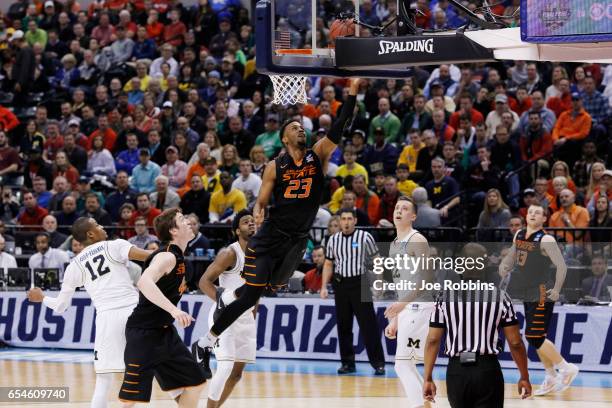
[581,76,611,125]
[132,29,157,61]
[115,134,141,175]
[130,149,161,193]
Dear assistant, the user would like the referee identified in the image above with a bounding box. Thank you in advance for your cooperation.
[321,208,386,375]
[423,243,532,407]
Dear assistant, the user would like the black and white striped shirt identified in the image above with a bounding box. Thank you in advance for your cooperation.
[325,229,378,278]
[429,286,518,357]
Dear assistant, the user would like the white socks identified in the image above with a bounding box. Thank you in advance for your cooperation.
[91,373,112,408]
[554,359,571,371]
[208,360,234,401]
[545,366,557,377]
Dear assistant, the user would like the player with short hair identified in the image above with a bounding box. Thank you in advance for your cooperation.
[119,208,206,407]
[198,78,363,351]
[194,209,257,408]
[27,217,151,408]
[383,196,434,408]
[499,204,578,395]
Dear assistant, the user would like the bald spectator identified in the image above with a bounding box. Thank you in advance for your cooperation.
[549,189,590,243]
[17,191,48,230]
[150,175,180,210]
[49,177,71,213]
[369,98,401,144]
[431,108,455,143]
[180,174,211,224]
[413,187,441,228]
[42,214,68,248]
[53,196,79,235]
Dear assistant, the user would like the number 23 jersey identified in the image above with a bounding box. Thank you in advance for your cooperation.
[63,239,138,312]
[269,149,324,234]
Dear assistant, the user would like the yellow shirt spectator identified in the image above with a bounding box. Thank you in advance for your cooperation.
[329,187,346,214]
[336,162,369,184]
[209,188,247,222]
[398,179,419,197]
[398,142,424,172]
[202,172,222,195]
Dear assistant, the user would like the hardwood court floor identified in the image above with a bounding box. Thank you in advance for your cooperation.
[0,358,610,407]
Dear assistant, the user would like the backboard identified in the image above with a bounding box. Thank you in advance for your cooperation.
[255,0,495,79]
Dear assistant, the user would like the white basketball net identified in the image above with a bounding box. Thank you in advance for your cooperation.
[269,74,308,105]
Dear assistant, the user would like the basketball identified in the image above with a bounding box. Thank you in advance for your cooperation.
[329,18,355,44]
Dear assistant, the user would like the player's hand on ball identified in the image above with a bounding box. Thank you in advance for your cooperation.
[27,287,44,302]
[423,380,436,402]
[320,287,328,299]
[172,308,195,328]
[384,302,406,319]
[518,378,532,399]
[384,321,397,339]
[546,288,560,301]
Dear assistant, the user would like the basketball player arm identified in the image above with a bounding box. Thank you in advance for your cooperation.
[423,327,444,402]
[253,161,276,226]
[312,78,361,162]
[128,246,152,262]
[541,234,567,299]
[198,247,236,301]
[503,323,532,398]
[29,266,81,313]
[396,235,432,305]
[498,232,519,278]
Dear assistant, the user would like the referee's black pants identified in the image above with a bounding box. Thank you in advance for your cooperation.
[447,355,504,408]
[332,276,385,369]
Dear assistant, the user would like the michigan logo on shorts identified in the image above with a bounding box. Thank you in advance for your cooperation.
[407,338,421,349]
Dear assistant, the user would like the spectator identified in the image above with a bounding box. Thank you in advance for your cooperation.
[588,195,612,253]
[546,78,572,118]
[91,11,113,47]
[0,186,20,224]
[104,171,136,222]
[514,86,533,117]
[28,232,70,271]
[80,193,113,226]
[88,114,117,151]
[10,30,36,107]
[425,80,457,113]
[574,142,604,199]
[181,174,211,224]
[431,108,455,143]
[412,187,441,228]
[552,93,592,168]
[18,191,48,229]
[219,144,240,177]
[586,169,612,216]
[180,143,211,196]
[400,94,433,134]
[337,190,370,226]
[87,134,116,177]
[185,213,211,255]
[485,94,520,138]
[53,196,78,235]
[549,189,590,243]
[581,255,612,302]
[42,214,68,248]
[48,176,71,214]
[352,174,380,225]
[131,193,162,227]
[518,90,556,134]
[414,129,443,182]
[43,121,64,163]
[337,145,369,184]
[128,216,159,249]
[115,203,136,240]
[132,27,156,61]
[304,245,325,293]
[397,130,424,173]
[150,43,179,78]
[201,156,222,195]
[209,171,247,223]
[255,113,282,159]
[524,62,547,94]
[442,142,463,184]
[395,163,418,197]
[449,93,484,129]
[209,15,238,59]
[130,148,161,193]
[115,133,141,175]
[58,103,80,135]
[365,127,400,176]
[519,111,553,178]
[161,146,188,190]
[369,98,401,144]
[467,145,502,205]
[489,124,521,206]
[477,188,512,229]
[0,131,21,185]
[62,131,88,174]
[581,75,611,128]
[232,159,261,208]
[163,8,187,47]
[150,175,180,210]
[0,233,17,270]
[425,157,460,220]
[0,105,20,135]
[377,176,401,225]
[32,176,52,209]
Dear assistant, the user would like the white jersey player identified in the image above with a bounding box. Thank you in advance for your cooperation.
[384,196,434,408]
[27,218,150,408]
[194,210,257,408]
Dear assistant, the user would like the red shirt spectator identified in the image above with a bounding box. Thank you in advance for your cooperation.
[0,105,19,132]
[130,193,162,228]
[547,92,572,118]
[0,131,20,176]
[304,246,325,293]
[449,108,484,129]
[88,115,117,151]
[18,191,49,230]
[91,13,114,46]
[163,10,187,47]
[514,95,533,116]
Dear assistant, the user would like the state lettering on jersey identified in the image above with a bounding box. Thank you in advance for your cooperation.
[282,165,317,199]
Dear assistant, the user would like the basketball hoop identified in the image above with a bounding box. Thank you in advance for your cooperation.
[269,74,308,105]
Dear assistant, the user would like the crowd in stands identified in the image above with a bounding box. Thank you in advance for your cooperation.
[0,0,610,273]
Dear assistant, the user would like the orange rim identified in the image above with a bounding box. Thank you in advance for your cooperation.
[275,49,313,55]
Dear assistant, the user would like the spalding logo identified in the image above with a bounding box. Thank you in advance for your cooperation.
[378,38,434,55]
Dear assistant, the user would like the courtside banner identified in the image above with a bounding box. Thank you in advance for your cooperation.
[0,293,610,372]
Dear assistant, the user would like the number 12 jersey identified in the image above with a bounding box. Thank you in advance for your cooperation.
[62,239,138,312]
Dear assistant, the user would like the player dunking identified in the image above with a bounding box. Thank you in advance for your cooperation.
[194,210,257,408]
[198,78,363,352]
[119,208,206,407]
[27,217,151,408]
[383,196,433,408]
[499,204,579,395]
